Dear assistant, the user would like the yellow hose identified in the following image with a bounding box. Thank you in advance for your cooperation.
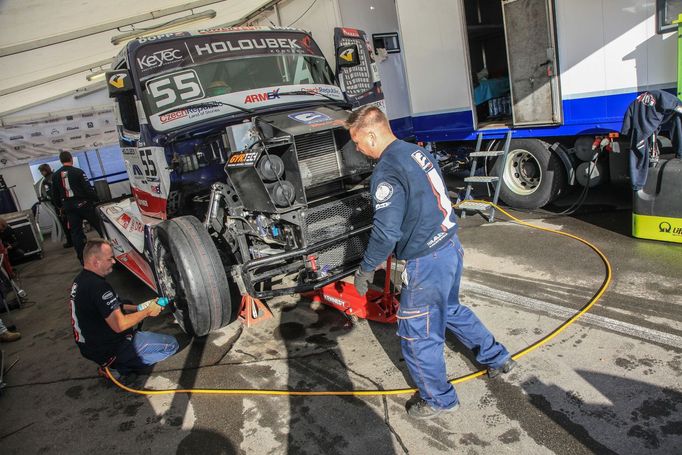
[106,201,612,396]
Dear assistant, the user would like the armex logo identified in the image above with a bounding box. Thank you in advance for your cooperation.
[244,88,281,104]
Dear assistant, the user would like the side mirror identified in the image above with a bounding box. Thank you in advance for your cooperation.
[105,70,134,97]
[336,44,361,69]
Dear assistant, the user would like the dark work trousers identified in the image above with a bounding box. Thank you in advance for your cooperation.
[64,201,103,264]
[59,213,72,245]
[398,237,510,410]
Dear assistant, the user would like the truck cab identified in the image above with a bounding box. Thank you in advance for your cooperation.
[99,26,383,336]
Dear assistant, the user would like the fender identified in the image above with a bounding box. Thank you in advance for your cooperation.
[97,198,161,292]
[549,142,576,186]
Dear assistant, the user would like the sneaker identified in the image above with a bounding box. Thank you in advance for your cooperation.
[406,398,459,419]
[0,330,21,342]
[488,357,517,379]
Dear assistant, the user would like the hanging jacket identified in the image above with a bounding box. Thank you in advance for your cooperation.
[621,90,682,190]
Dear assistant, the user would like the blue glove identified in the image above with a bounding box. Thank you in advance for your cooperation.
[354,267,374,296]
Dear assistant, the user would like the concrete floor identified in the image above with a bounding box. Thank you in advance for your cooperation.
[1,187,681,455]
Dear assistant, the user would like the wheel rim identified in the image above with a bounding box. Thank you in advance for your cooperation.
[503,149,543,196]
[154,237,186,311]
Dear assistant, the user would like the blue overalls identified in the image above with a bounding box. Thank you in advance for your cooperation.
[361,140,510,409]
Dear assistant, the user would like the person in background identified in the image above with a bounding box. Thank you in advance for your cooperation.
[51,151,102,264]
[0,317,20,342]
[38,163,72,248]
[0,218,25,265]
[70,239,178,378]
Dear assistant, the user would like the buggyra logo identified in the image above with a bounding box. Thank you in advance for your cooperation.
[137,48,183,70]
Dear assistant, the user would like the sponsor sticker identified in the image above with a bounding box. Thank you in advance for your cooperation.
[105,206,123,216]
[137,48,184,71]
[108,73,127,88]
[375,182,393,202]
[288,111,332,125]
[342,28,361,38]
[339,47,355,63]
[244,88,280,104]
[227,151,259,167]
[117,213,132,229]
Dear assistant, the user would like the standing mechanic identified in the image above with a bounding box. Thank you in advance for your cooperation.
[51,151,102,263]
[70,239,178,377]
[38,163,72,248]
[347,106,516,419]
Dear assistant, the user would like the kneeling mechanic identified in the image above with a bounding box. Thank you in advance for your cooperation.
[69,239,179,378]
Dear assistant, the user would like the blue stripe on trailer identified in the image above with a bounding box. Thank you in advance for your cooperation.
[401,89,673,142]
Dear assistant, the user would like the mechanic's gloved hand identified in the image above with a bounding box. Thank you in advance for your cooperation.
[354,267,374,296]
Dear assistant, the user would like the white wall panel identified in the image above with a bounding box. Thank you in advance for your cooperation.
[556,0,675,98]
[395,0,470,116]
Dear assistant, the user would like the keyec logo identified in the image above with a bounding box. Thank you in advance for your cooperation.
[137,48,183,70]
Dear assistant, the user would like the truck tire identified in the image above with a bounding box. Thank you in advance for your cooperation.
[153,216,234,336]
[494,139,566,209]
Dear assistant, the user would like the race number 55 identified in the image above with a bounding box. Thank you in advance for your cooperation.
[147,70,204,109]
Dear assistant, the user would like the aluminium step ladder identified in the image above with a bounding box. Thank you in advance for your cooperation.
[458,131,512,222]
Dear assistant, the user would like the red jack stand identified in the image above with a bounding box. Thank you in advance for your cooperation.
[238,294,273,327]
[304,257,400,324]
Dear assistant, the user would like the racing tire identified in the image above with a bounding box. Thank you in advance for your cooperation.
[153,216,235,337]
[493,139,566,209]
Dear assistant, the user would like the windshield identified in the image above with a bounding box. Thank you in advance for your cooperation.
[132,32,342,131]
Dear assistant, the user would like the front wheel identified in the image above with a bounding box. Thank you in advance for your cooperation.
[153,216,238,336]
[494,139,566,209]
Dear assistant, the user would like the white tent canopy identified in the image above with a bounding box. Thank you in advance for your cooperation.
[0,0,279,117]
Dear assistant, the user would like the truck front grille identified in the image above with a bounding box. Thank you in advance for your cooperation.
[303,191,373,245]
[315,232,369,272]
[295,131,342,187]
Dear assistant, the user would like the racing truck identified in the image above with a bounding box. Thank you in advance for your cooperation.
[100,26,385,336]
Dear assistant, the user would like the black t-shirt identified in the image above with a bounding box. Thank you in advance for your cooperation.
[69,269,133,364]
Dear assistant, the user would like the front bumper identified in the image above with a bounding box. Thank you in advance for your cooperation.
[240,225,371,299]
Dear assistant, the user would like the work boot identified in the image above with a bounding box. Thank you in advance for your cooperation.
[0,330,21,342]
[488,357,517,379]
[406,397,459,419]
[98,366,122,381]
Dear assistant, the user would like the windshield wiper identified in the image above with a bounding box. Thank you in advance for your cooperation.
[160,101,254,116]
[277,89,347,104]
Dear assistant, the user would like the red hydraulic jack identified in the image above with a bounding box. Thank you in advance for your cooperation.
[238,294,273,327]
[304,256,400,324]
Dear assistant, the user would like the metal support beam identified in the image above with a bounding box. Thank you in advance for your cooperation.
[0,0,228,57]
[0,58,114,97]
[0,83,107,120]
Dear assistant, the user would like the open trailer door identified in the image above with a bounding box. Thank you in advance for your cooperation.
[503,0,562,126]
[334,27,385,111]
